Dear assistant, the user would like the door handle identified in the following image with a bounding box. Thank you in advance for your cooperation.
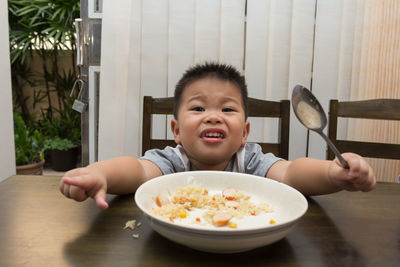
[75,18,84,66]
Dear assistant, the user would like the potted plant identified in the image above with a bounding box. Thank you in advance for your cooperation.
[14,114,45,175]
[44,137,79,171]
[36,104,81,172]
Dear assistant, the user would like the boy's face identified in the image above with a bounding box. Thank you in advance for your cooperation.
[171,77,250,170]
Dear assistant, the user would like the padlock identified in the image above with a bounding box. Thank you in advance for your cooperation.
[70,78,87,113]
[72,99,87,113]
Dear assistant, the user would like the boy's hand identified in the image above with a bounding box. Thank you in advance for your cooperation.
[59,167,109,209]
[328,153,376,192]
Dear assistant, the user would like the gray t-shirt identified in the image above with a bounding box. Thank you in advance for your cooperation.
[141,142,281,178]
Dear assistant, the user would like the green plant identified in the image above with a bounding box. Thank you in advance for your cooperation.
[8,0,81,131]
[14,113,45,165]
[44,136,75,151]
[37,101,81,143]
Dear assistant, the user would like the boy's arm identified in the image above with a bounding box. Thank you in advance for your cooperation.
[86,156,161,194]
[267,158,340,195]
[266,153,375,196]
[60,156,162,208]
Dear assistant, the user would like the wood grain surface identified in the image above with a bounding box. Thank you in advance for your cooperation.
[0,175,399,267]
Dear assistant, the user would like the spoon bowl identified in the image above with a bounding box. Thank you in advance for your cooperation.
[292,85,348,168]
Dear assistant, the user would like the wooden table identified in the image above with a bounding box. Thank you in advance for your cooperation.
[0,175,399,266]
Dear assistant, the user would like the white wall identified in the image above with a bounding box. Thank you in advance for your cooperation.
[0,0,16,181]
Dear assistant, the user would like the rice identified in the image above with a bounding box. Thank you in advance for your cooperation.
[123,220,136,230]
[152,184,273,227]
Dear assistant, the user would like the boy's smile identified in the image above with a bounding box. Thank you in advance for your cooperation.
[171,77,250,171]
[200,128,226,143]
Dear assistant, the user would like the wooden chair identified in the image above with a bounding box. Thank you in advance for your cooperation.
[142,96,290,159]
[327,99,400,160]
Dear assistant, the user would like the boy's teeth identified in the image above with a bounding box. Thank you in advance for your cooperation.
[205,132,223,138]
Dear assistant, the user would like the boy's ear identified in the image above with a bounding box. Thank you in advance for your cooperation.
[241,121,250,146]
[171,118,181,144]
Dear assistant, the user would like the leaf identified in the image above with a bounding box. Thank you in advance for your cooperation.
[17,7,37,16]
[51,8,62,20]
[54,31,62,42]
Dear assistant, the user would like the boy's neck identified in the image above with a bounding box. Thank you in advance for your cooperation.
[189,158,231,172]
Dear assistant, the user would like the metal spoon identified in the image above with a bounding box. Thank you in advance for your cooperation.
[291,85,349,168]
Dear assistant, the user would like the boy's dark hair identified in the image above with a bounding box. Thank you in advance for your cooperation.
[173,62,248,119]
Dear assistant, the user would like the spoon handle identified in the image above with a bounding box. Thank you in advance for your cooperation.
[318,131,349,169]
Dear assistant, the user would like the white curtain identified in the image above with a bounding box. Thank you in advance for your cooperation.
[98,0,399,181]
[245,0,315,160]
[0,0,16,181]
[98,0,316,161]
[98,0,248,160]
[308,0,360,160]
[98,0,142,160]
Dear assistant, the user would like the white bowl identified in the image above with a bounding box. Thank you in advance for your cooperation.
[135,171,308,253]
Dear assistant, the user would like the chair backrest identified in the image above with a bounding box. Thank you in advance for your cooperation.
[142,96,290,159]
[327,99,400,160]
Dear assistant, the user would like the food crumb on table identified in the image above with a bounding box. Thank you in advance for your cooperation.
[124,219,142,239]
[123,220,136,230]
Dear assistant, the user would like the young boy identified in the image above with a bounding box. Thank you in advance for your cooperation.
[60,62,376,210]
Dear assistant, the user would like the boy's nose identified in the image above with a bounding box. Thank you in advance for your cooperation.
[205,111,222,124]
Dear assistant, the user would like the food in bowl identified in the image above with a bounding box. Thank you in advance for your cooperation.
[151,183,273,228]
[135,171,308,253]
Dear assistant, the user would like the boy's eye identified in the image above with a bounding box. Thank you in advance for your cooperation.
[222,108,235,112]
[192,106,204,112]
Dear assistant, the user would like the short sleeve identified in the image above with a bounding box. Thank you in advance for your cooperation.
[244,143,282,177]
[140,146,186,175]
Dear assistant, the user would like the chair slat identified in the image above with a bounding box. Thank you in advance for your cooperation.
[338,99,400,120]
[327,99,400,161]
[143,96,290,159]
[248,97,281,117]
[150,140,177,150]
[257,143,280,157]
[337,140,400,160]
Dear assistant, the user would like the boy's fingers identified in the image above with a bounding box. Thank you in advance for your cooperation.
[94,190,109,210]
[69,185,89,202]
[334,154,360,178]
[335,153,361,177]
[62,175,93,190]
[60,182,88,201]
[345,155,362,177]
[62,184,70,198]
[360,165,376,191]
[61,174,109,209]
[337,153,376,192]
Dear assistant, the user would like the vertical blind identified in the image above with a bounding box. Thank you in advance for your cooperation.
[245,0,315,160]
[99,0,399,182]
[99,0,314,161]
